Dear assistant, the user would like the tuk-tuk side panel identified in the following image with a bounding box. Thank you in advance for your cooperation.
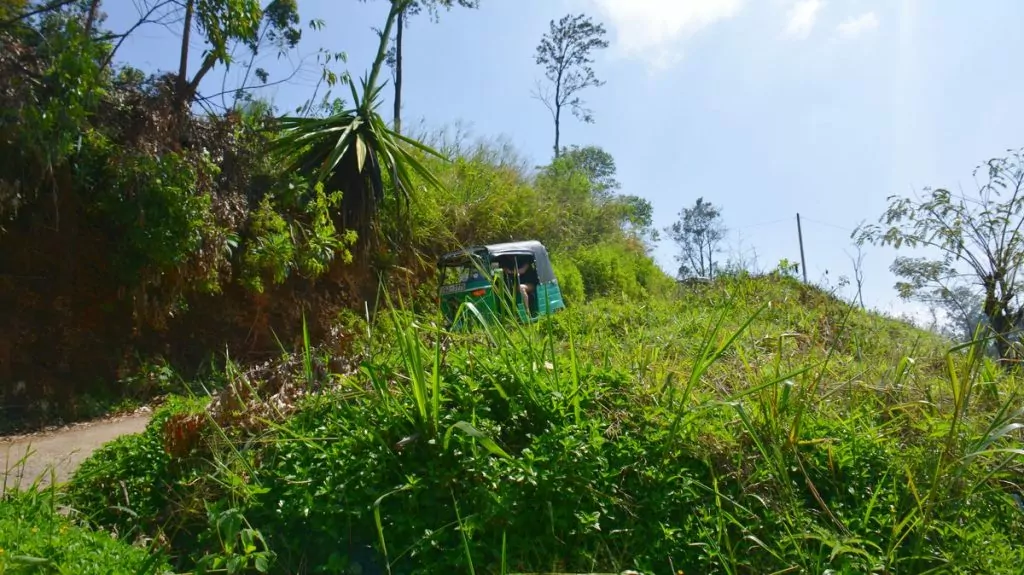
[438,275,491,297]
[541,280,566,315]
[528,281,565,318]
[531,245,556,284]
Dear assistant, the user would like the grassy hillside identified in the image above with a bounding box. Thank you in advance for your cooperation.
[58,273,1024,574]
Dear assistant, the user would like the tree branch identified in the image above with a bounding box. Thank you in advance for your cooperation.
[101,0,179,70]
[0,0,79,28]
[195,56,311,109]
[530,79,556,120]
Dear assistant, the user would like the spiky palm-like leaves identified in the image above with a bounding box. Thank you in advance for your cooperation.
[271,0,445,245]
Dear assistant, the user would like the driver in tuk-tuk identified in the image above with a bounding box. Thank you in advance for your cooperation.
[500,258,538,315]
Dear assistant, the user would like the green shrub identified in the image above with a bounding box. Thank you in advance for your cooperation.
[631,245,675,296]
[240,181,358,293]
[552,257,584,305]
[67,396,210,543]
[572,242,644,298]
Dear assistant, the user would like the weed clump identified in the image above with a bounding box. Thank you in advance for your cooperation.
[0,487,171,574]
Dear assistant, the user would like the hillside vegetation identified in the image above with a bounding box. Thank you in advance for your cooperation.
[4,273,1011,574]
[2,1,1023,574]
[0,3,661,428]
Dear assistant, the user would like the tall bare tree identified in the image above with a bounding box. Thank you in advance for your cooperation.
[533,13,608,158]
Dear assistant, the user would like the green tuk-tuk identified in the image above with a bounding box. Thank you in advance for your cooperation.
[437,240,566,326]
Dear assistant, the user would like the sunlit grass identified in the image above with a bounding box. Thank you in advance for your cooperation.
[55,273,1024,574]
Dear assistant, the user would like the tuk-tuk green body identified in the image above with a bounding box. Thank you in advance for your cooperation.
[437,240,566,327]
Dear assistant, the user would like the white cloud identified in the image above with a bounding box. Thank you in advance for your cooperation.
[785,0,823,39]
[836,11,879,39]
[586,0,743,70]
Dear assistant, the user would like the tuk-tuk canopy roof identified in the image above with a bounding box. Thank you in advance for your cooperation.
[438,240,556,283]
[485,240,545,257]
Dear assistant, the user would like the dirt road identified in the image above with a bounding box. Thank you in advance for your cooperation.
[1,412,152,490]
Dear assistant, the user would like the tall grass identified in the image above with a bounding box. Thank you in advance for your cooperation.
[1,452,171,574]
[58,274,1024,574]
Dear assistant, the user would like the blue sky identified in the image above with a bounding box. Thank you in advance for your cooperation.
[105,0,1024,320]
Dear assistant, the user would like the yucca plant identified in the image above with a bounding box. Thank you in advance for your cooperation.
[270,0,446,245]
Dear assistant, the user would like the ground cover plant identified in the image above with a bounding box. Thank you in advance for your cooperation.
[0,476,171,574]
[62,273,1024,573]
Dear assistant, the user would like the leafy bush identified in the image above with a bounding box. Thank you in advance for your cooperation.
[551,257,584,305]
[240,182,358,293]
[0,8,373,420]
[67,396,210,544]
[572,241,657,299]
[78,130,224,295]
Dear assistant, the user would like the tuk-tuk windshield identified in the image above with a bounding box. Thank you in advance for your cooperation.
[438,251,494,290]
[440,263,490,286]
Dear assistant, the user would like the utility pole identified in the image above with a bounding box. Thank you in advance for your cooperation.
[796,213,808,283]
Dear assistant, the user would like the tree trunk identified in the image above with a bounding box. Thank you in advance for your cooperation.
[981,278,1019,360]
[990,311,1011,359]
[553,68,562,158]
[186,53,217,98]
[393,7,404,134]
[175,0,194,110]
[553,105,560,158]
[707,244,714,279]
[83,0,100,35]
[365,0,405,104]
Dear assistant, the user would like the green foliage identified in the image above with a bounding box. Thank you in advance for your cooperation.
[82,131,222,290]
[0,0,28,22]
[390,140,540,252]
[0,12,108,223]
[240,182,357,293]
[166,0,306,105]
[534,148,634,251]
[855,149,1024,358]
[242,198,295,291]
[1,4,369,375]
[384,135,670,304]
[571,241,667,299]
[67,396,210,543]
[271,0,447,243]
[195,0,264,59]
[60,274,1024,574]
[573,242,640,298]
[666,196,727,279]
[194,505,276,575]
[0,489,171,574]
[772,257,801,279]
[552,257,584,305]
[557,144,619,196]
[8,8,1023,574]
